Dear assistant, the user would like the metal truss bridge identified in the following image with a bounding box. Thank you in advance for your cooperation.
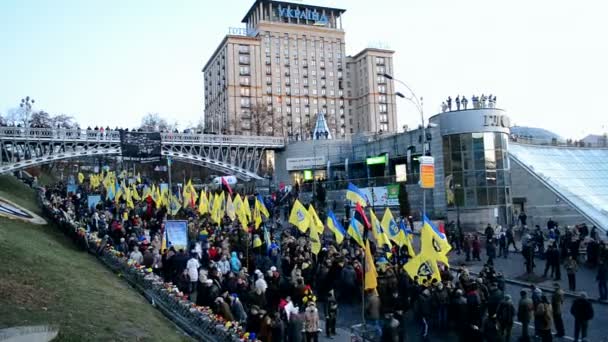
[0,127,285,180]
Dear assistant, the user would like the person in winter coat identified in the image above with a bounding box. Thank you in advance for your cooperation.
[565,256,578,291]
[452,289,469,341]
[535,296,553,342]
[215,297,234,322]
[551,283,565,337]
[216,254,231,275]
[230,251,241,273]
[129,245,143,264]
[287,308,304,342]
[496,295,515,342]
[304,301,320,342]
[517,290,533,342]
[381,313,400,342]
[472,235,482,261]
[570,292,594,342]
[366,289,382,333]
[416,289,432,340]
[230,294,248,324]
[325,289,339,338]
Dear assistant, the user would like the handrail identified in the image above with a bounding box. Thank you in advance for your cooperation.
[0,127,285,148]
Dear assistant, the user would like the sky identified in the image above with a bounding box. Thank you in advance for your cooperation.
[1,0,607,139]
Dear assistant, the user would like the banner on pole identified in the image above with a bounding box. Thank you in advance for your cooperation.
[87,195,102,209]
[165,220,189,251]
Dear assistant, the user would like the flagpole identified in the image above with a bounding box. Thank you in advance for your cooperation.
[167,156,173,219]
[361,186,375,326]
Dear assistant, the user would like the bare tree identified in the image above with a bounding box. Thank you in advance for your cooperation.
[250,104,273,136]
[30,111,53,128]
[52,114,76,129]
[140,113,174,132]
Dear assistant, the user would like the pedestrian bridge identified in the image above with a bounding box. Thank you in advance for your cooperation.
[0,127,285,180]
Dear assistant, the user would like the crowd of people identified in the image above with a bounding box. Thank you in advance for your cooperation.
[38,173,600,342]
[441,94,498,112]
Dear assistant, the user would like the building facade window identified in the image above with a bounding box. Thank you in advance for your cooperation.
[442,132,511,222]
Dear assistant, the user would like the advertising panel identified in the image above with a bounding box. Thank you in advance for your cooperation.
[119,131,162,162]
[419,156,435,189]
[165,220,189,252]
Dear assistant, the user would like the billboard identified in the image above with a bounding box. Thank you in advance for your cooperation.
[119,131,162,162]
[165,220,189,252]
[355,185,400,207]
[395,164,407,182]
[419,156,435,189]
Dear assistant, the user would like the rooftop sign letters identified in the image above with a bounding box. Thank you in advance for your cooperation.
[277,5,329,26]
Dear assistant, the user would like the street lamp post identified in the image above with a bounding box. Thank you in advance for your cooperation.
[386,74,429,216]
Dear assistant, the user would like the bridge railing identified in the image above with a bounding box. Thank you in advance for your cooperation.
[0,127,121,141]
[160,132,285,147]
[0,127,285,148]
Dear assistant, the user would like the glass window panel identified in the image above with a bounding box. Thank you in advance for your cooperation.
[472,133,484,151]
[476,170,486,186]
[484,132,495,151]
[460,134,472,152]
[451,152,463,172]
[495,150,504,169]
[497,187,506,205]
[485,150,496,170]
[474,151,485,170]
[464,171,476,187]
[455,188,465,207]
[496,170,505,186]
[462,151,473,170]
[450,135,461,152]
[442,137,450,154]
[488,187,498,205]
[477,188,488,206]
[465,188,477,207]
[486,171,497,186]
[453,172,463,187]
[443,150,452,173]
[494,133,503,150]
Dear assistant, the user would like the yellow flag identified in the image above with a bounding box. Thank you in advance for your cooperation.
[309,223,321,255]
[289,199,310,233]
[364,239,378,290]
[254,203,262,230]
[131,185,141,201]
[226,194,236,221]
[115,183,124,203]
[136,173,141,184]
[308,205,324,235]
[403,253,442,284]
[78,172,85,184]
[370,209,391,249]
[242,196,252,221]
[234,194,249,231]
[198,190,209,214]
[420,222,452,266]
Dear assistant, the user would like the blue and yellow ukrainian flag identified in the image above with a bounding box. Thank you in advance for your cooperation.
[326,211,346,244]
[256,194,270,218]
[346,182,368,207]
[347,217,365,248]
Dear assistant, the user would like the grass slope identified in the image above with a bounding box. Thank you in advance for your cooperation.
[0,175,189,341]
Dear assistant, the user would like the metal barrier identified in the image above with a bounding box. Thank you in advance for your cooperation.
[37,191,245,342]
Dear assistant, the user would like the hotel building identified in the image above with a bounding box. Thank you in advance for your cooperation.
[203,0,397,138]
